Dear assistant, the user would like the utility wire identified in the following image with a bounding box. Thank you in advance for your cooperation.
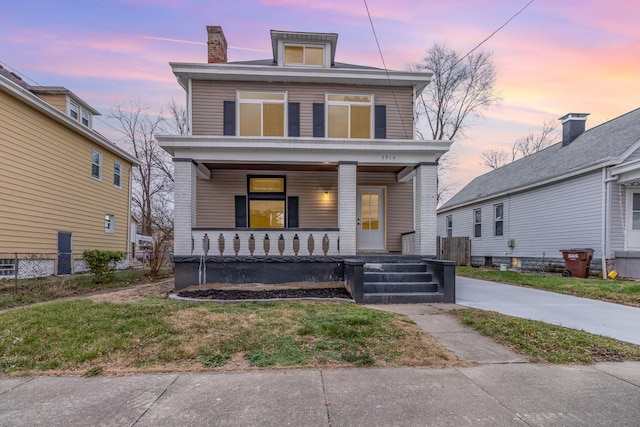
[363,0,411,139]
[0,60,42,86]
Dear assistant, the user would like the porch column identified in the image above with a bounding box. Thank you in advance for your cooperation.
[414,162,438,256]
[338,161,357,256]
[173,159,197,256]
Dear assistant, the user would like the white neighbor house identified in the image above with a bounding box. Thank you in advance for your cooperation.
[437,108,640,279]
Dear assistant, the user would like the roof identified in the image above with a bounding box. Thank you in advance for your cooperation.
[439,107,640,212]
[0,68,139,165]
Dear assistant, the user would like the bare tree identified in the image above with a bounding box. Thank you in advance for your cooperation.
[481,120,558,170]
[413,43,499,205]
[167,98,189,136]
[110,100,173,237]
[414,43,500,141]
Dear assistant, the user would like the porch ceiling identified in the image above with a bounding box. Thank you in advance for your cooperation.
[202,162,404,173]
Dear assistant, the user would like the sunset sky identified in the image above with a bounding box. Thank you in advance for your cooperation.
[2,0,639,200]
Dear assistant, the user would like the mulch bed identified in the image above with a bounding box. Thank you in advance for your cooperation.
[177,287,353,300]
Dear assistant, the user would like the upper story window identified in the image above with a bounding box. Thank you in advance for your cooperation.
[92,149,102,180]
[81,110,90,127]
[284,44,325,67]
[238,91,286,137]
[113,161,122,188]
[473,208,482,238]
[68,99,92,128]
[326,94,373,139]
[494,204,504,237]
[69,102,79,120]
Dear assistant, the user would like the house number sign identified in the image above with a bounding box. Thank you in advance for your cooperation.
[381,154,396,160]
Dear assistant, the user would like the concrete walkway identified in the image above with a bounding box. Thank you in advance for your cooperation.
[456,276,640,345]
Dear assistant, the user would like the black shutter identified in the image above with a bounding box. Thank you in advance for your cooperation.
[375,105,386,139]
[287,196,299,228]
[288,102,300,137]
[235,195,247,228]
[224,101,236,136]
[313,103,325,137]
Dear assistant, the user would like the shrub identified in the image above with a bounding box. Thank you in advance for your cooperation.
[82,250,124,283]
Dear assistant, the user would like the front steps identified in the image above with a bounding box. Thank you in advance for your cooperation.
[362,260,445,304]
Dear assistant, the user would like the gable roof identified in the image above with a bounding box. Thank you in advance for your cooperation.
[439,107,640,212]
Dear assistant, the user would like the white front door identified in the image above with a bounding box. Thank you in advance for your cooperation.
[356,187,385,251]
[626,188,640,249]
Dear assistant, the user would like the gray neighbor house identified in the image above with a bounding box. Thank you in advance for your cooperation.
[437,108,640,279]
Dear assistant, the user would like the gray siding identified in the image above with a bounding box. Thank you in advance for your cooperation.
[191,81,414,139]
[438,171,604,260]
[196,169,413,252]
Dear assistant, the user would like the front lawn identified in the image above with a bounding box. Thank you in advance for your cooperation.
[0,299,462,376]
[0,269,170,311]
[450,308,640,364]
[456,266,640,307]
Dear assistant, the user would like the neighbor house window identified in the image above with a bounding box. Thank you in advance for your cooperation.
[81,110,90,127]
[326,94,373,139]
[69,101,79,120]
[104,214,115,233]
[473,208,482,238]
[92,150,102,180]
[248,176,285,228]
[494,204,504,237]
[238,91,286,137]
[113,162,122,188]
[633,194,640,230]
[0,258,16,277]
[446,215,453,238]
[284,44,325,66]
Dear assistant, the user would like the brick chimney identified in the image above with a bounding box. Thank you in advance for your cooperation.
[207,26,228,63]
[559,113,589,146]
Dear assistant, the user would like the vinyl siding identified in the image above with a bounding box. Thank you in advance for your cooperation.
[36,93,67,114]
[196,170,414,252]
[438,171,603,259]
[191,81,414,139]
[0,90,132,253]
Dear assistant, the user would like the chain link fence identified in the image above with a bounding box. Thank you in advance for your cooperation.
[0,252,133,284]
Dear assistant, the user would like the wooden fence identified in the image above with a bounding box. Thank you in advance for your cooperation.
[437,236,471,266]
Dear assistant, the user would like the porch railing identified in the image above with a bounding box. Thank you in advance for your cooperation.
[191,229,341,257]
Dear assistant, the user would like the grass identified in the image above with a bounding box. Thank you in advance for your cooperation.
[0,269,170,311]
[0,299,461,376]
[457,266,640,307]
[449,308,640,364]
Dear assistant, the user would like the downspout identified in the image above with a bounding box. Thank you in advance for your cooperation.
[187,79,193,135]
[603,168,619,280]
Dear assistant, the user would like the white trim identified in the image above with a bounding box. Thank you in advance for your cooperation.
[325,93,374,139]
[236,90,288,137]
[92,149,102,181]
[169,62,433,95]
[113,161,123,188]
[187,79,193,135]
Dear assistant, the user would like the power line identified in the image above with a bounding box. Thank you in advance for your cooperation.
[0,60,42,86]
[363,0,411,139]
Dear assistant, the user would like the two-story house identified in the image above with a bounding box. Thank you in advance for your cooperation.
[0,65,138,278]
[158,27,453,302]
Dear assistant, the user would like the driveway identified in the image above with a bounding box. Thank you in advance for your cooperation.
[456,276,640,345]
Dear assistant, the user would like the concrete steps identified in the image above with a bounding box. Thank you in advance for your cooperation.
[362,261,443,304]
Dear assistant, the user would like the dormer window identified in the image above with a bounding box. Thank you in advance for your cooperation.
[284,45,325,67]
[69,102,79,120]
[81,110,90,127]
